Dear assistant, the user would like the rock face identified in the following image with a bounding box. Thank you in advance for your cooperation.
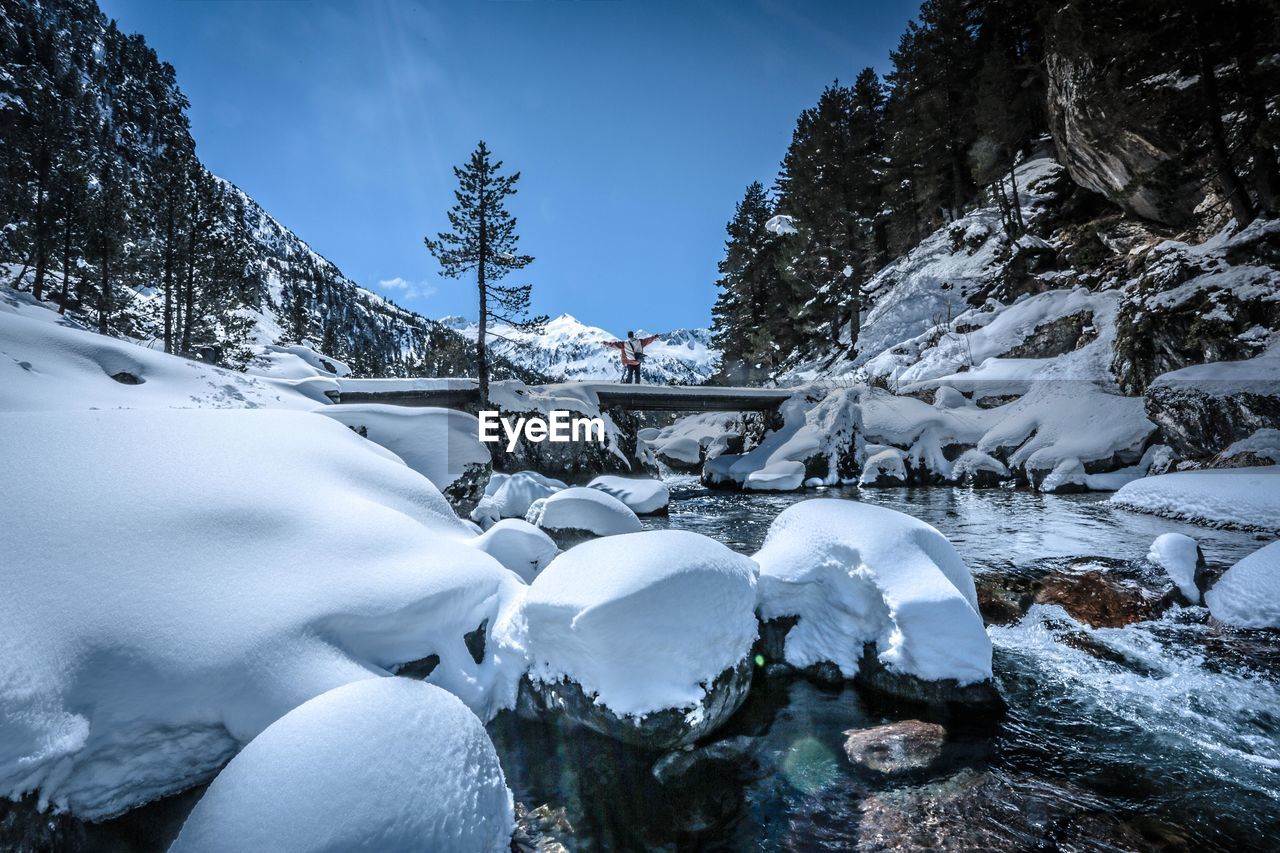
[517,660,753,751]
[843,721,947,774]
[1145,382,1280,460]
[1044,34,1203,226]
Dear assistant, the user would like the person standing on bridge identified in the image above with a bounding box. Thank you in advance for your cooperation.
[604,330,659,384]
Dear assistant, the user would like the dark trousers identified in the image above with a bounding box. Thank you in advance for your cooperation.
[623,363,641,384]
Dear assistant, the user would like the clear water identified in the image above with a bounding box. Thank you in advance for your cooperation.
[490,482,1280,851]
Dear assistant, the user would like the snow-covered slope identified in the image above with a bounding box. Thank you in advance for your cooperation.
[442,313,719,385]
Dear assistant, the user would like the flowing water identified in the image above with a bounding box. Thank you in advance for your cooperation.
[86,482,1279,850]
[490,481,1280,851]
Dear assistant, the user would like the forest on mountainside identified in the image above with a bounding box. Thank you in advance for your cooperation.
[711,0,1280,383]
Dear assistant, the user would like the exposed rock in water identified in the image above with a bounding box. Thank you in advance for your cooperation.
[855,644,1005,710]
[651,735,762,786]
[856,768,1187,851]
[975,557,1181,629]
[517,659,753,751]
[843,721,947,774]
[0,795,86,852]
[511,802,574,853]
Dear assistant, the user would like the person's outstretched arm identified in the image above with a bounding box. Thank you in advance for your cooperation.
[641,334,660,346]
[603,341,624,350]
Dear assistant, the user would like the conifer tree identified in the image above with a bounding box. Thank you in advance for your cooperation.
[425,141,546,403]
[711,181,783,383]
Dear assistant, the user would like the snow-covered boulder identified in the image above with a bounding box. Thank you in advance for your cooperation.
[247,342,351,381]
[318,404,492,513]
[860,447,908,487]
[470,470,567,529]
[588,475,670,515]
[525,486,643,546]
[469,519,559,583]
[520,530,758,748]
[1213,428,1280,468]
[646,412,743,470]
[1146,533,1205,604]
[754,500,997,705]
[169,679,514,853]
[1111,466,1280,533]
[949,449,1010,488]
[1204,541,1280,629]
[0,409,526,819]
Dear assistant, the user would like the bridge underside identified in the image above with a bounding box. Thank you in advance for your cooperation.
[330,383,792,413]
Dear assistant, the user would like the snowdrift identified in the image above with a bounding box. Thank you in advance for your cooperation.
[1111,466,1280,532]
[0,408,525,819]
[169,679,514,852]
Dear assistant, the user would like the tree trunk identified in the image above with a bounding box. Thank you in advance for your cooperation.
[1197,41,1255,225]
[181,244,196,355]
[163,199,175,352]
[31,141,51,301]
[58,216,71,315]
[98,249,111,335]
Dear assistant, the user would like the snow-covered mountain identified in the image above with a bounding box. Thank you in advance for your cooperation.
[441,313,720,385]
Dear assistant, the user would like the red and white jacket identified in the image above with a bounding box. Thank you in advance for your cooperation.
[603,334,659,366]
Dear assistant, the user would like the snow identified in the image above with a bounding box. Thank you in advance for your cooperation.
[1149,344,1280,398]
[0,293,337,412]
[1218,428,1280,464]
[1204,541,1280,629]
[588,475,670,514]
[1111,466,1280,533]
[441,313,720,385]
[755,500,991,685]
[1147,533,1202,603]
[860,447,908,486]
[0,408,527,819]
[469,519,559,583]
[523,530,758,718]
[949,449,1010,482]
[526,486,643,536]
[317,404,490,497]
[470,470,567,528]
[169,679,514,853]
[246,342,351,381]
[765,214,798,236]
[646,412,743,467]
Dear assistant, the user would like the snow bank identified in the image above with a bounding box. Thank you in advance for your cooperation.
[1147,533,1202,603]
[1204,541,1280,629]
[526,486,643,537]
[246,342,350,381]
[755,500,991,685]
[169,679,513,853]
[0,409,526,818]
[1111,466,1280,532]
[588,475,670,514]
[470,519,559,583]
[1149,347,1280,399]
[0,296,336,412]
[470,470,567,528]
[706,389,862,490]
[318,404,490,499]
[523,530,758,717]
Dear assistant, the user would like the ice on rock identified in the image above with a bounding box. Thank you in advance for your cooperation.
[526,486,643,538]
[0,409,526,818]
[471,470,567,529]
[1205,541,1280,629]
[588,475,670,515]
[522,530,758,743]
[1111,466,1280,533]
[470,519,559,583]
[170,678,514,853]
[755,500,994,697]
[1147,533,1203,603]
[317,404,491,507]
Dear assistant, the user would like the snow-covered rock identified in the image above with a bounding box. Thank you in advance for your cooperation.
[1111,466,1280,533]
[1204,541,1280,629]
[645,412,743,470]
[526,486,643,543]
[949,449,1010,487]
[469,519,559,583]
[169,678,513,853]
[1146,533,1204,604]
[860,447,908,487]
[587,475,670,515]
[754,500,996,703]
[318,404,492,513]
[247,342,351,381]
[471,470,567,529]
[1213,428,1280,468]
[0,408,526,819]
[521,530,758,747]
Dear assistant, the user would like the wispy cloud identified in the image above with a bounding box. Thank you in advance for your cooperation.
[378,277,437,301]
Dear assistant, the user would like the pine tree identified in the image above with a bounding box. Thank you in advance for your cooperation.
[711,181,784,383]
[424,141,546,403]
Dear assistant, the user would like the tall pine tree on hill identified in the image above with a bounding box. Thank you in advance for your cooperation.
[425,141,547,403]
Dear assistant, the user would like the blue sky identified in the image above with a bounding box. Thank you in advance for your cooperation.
[99,0,919,333]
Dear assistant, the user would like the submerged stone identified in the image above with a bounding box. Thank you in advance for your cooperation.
[843,720,947,774]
